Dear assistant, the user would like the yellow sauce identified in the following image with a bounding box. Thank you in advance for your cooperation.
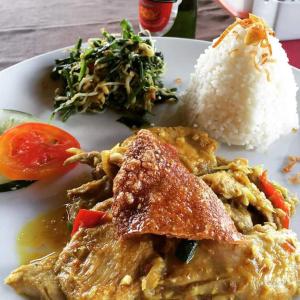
[17,206,70,265]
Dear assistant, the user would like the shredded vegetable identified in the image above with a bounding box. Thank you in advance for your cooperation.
[51,19,177,125]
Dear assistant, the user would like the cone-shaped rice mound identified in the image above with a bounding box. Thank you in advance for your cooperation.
[183,14,298,150]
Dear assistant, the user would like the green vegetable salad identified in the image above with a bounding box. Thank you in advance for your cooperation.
[51,19,177,126]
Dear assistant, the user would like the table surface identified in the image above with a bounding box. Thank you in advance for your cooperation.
[0,0,233,71]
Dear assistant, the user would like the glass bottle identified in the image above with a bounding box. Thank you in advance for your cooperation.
[139,0,197,38]
[165,0,197,38]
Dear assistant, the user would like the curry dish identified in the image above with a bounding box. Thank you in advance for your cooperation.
[5,127,300,299]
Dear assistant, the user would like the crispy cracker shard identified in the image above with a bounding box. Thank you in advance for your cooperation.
[113,130,241,242]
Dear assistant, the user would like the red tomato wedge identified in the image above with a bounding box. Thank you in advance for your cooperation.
[0,122,80,180]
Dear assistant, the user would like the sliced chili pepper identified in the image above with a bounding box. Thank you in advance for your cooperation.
[259,171,290,228]
[71,209,107,236]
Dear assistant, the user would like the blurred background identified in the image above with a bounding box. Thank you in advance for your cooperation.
[0,0,299,71]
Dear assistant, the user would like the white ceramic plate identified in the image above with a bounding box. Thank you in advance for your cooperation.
[0,38,299,299]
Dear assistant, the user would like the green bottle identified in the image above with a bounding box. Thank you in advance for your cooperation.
[165,0,197,38]
[139,0,197,39]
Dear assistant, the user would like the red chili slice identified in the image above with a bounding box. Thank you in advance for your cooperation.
[71,209,107,236]
[259,171,290,228]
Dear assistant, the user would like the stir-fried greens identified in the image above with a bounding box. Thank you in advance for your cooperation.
[51,20,177,124]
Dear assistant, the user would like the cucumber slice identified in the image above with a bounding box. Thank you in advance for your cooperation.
[0,109,38,192]
[0,109,38,134]
[0,173,35,192]
[0,180,35,192]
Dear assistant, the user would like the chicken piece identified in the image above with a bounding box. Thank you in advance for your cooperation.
[122,127,218,176]
[113,129,241,242]
[5,253,65,300]
[100,126,218,180]
[55,222,156,300]
[161,225,300,300]
[99,126,217,185]
[224,203,254,233]
[202,170,274,223]
[148,127,217,175]
[66,176,112,223]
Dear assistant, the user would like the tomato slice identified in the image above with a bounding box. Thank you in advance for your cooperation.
[0,122,80,180]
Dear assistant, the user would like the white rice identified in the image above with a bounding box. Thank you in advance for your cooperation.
[182,23,298,150]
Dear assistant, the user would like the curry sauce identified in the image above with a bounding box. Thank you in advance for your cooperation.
[17,207,69,265]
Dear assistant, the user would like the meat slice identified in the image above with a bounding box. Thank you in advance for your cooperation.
[55,222,155,299]
[5,252,65,300]
[113,129,241,242]
[163,225,300,299]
